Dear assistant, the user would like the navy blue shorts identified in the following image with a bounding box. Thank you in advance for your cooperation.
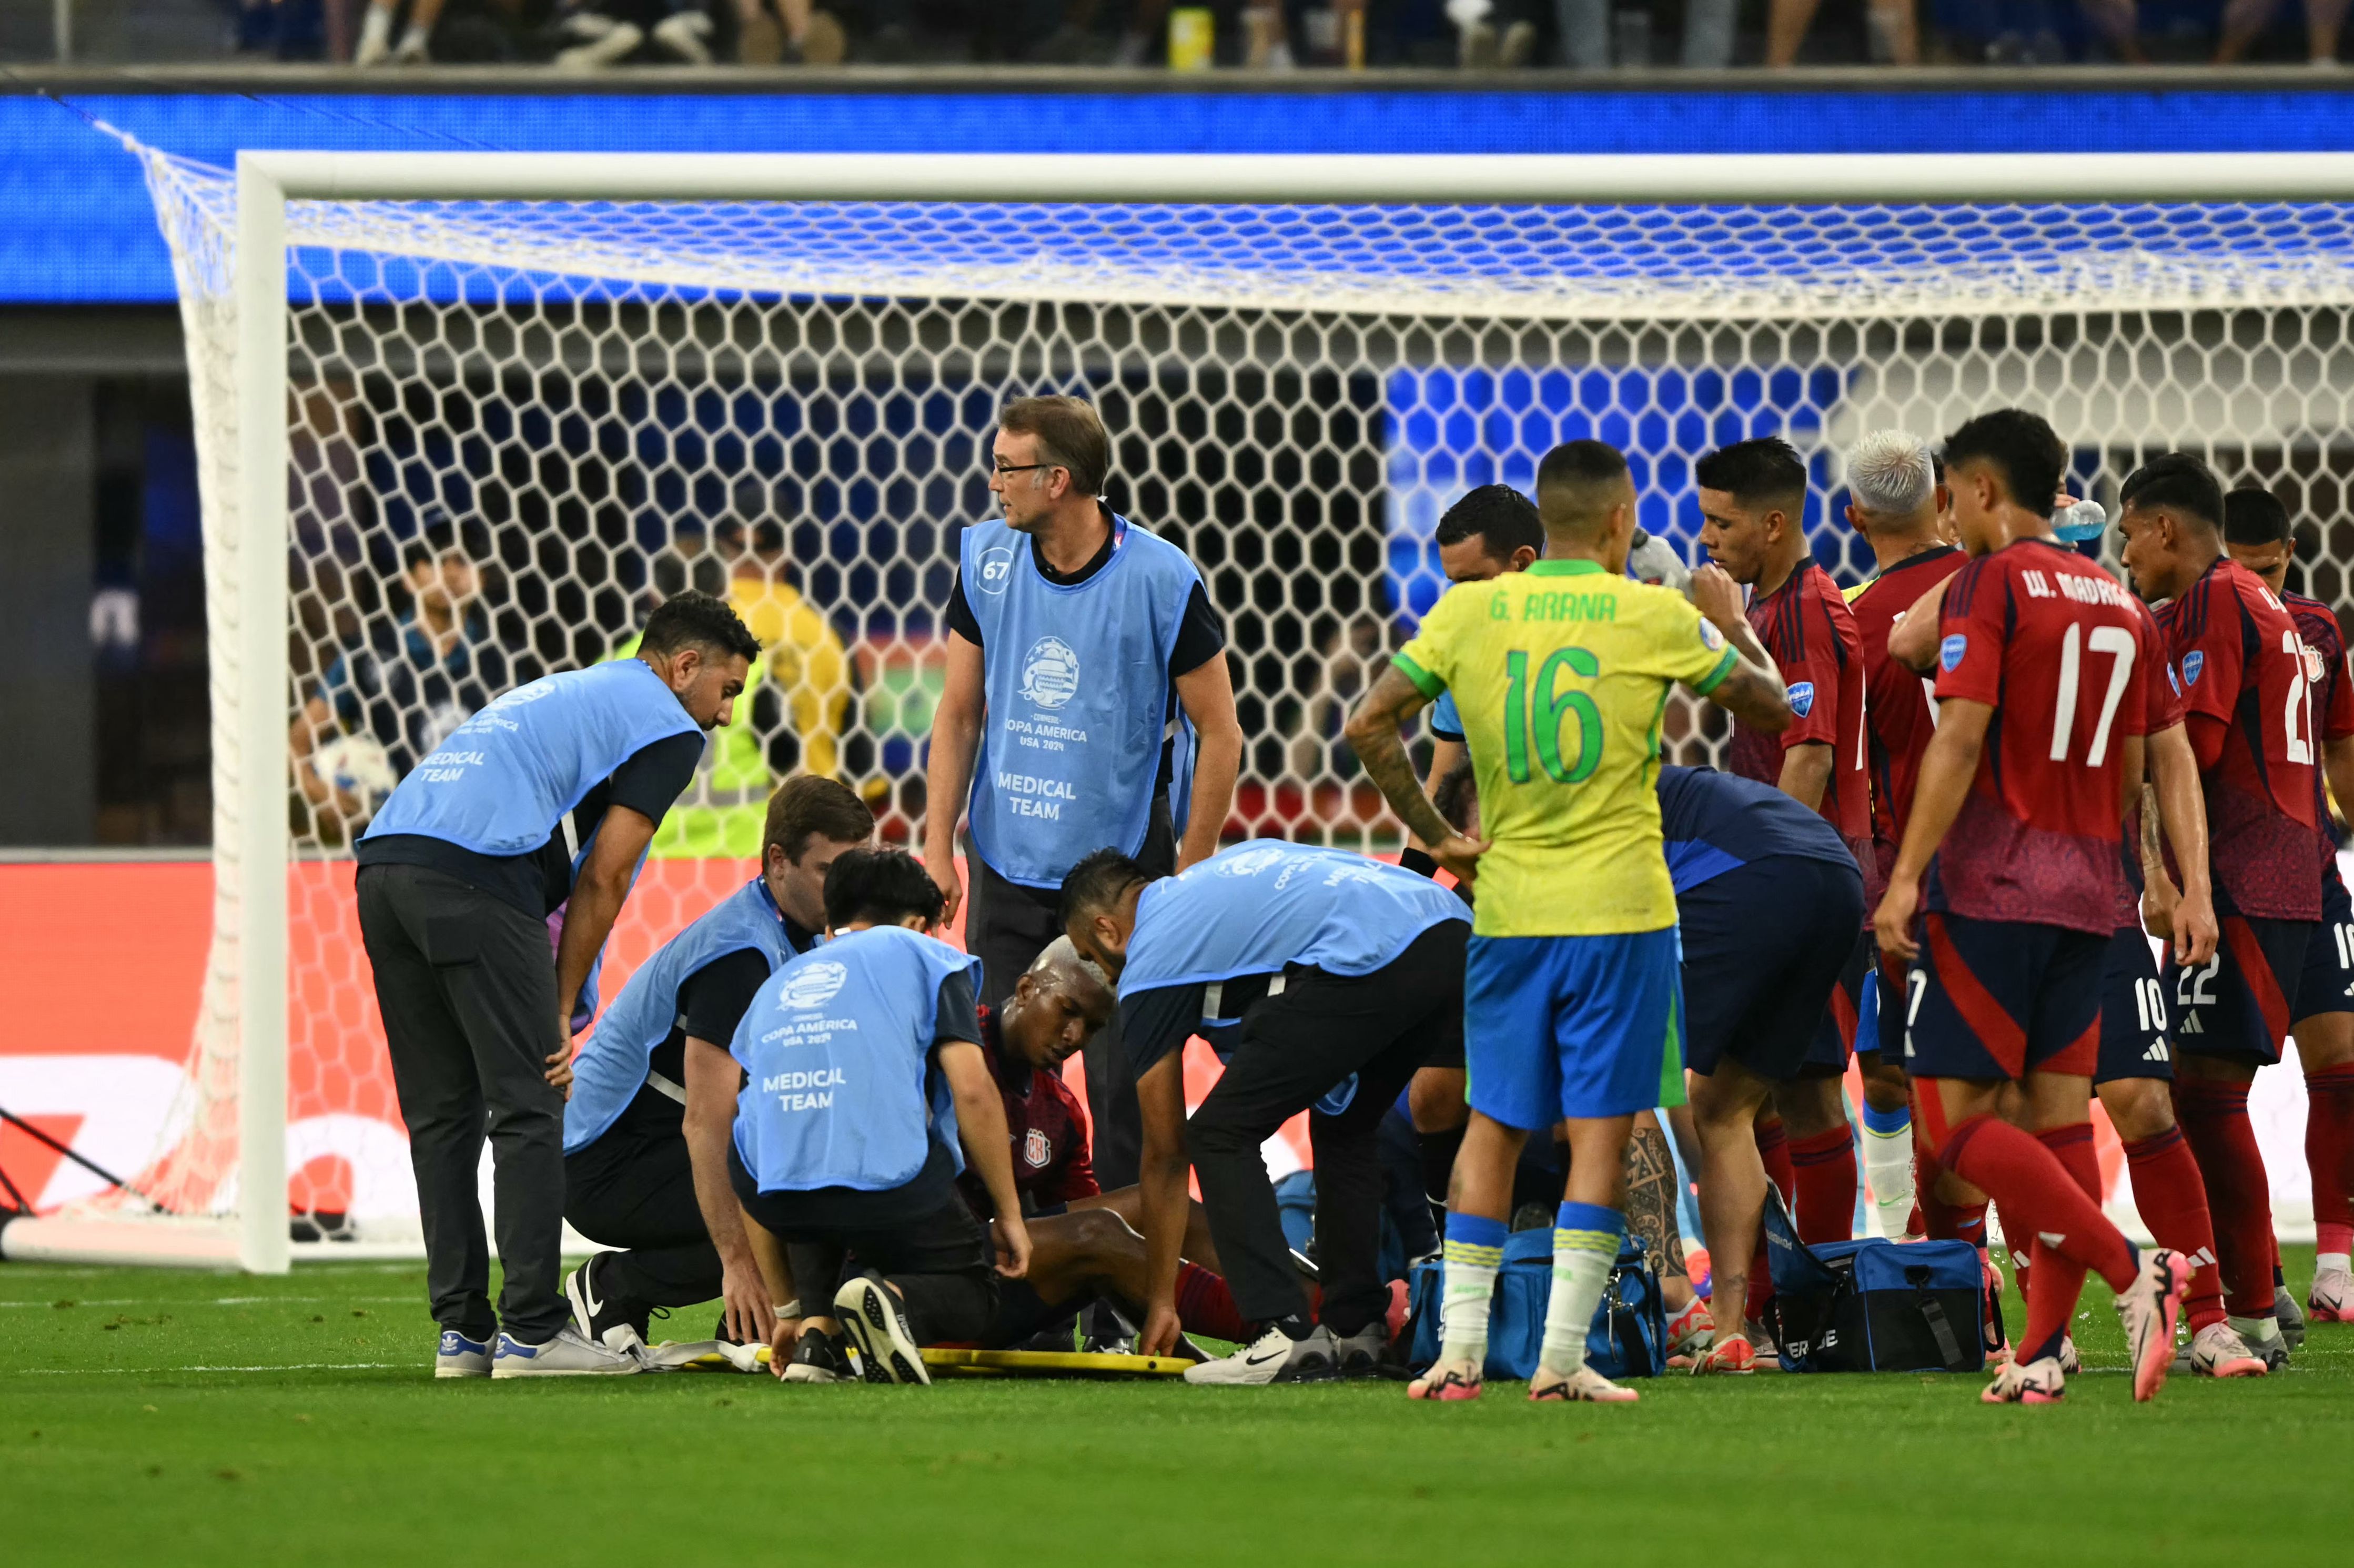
[2164,913,2310,1067]
[1902,912,2103,1083]
[2294,853,2354,1027]
[1802,928,1874,1078]
[2095,926,2173,1085]
[1680,855,1865,1084]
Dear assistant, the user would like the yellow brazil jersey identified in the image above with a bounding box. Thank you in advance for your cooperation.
[1392,559,1737,938]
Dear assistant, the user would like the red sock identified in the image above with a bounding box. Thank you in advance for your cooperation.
[2125,1126,2225,1331]
[1745,1245,1774,1329]
[2017,1125,2100,1362]
[1756,1118,1795,1207]
[2173,1077,2275,1318]
[2306,1064,2354,1258]
[1173,1261,1248,1343]
[1916,1143,1990,1249]
[1937,1112,2137,1294]
[1789,1125,1858,1244]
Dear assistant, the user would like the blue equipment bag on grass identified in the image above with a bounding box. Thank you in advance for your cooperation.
[1405,1228,1668,1380]
[1761,1188,1992,1373]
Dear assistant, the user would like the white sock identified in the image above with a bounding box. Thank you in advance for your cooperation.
[1438,1229,1502,1367]
[1863,1120,1916,1237]
[357,4,391,51]
[1538,1215,1621,1378]
[2318,1251,2351,1274]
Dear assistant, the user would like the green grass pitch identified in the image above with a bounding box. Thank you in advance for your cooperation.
[6,1250,2348,1567]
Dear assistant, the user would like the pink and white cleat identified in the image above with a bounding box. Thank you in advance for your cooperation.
[1529,1364,1639,1403]
[1982,1354,2065,1404]
[2184,1320,2268,1378]
[2115,1248,2192,1403]
[1408,1358,1483,1402]
[2309,1265,2352,1324]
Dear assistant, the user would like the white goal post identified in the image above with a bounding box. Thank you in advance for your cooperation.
[11,145,2353,1271]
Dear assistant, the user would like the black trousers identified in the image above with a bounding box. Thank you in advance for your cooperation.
[356,863,568,1343]
[965,796,1175,1191]
[732,1157,998,1345]
[563,1096,721,1311]
[1188,921,1467,1336]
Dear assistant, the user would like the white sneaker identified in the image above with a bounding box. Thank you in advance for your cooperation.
[2185,1319,2268,1378]
[490,1325,641,1378]
[1181,1323,1339,1385]
[433,1329,492,1379]
[2114,1248,2190,1402]
[833,1275,930,1385]
[563,1253,648,1357]
[2310,1264,2353,1323]
[650,11,712,62]
[1981,1354,2065,1404]
[554,16,642,69]
[1529,1363,1638,1403]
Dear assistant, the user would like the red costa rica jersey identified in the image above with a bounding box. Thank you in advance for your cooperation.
[2157,559,2321,920]
[2285,589,2354,853]
[2118,595,2187,929]
[1726,559,1874,889]
[1928,538,2150,936]
[956,1005,1098,1222]
[1846,543,1966,887]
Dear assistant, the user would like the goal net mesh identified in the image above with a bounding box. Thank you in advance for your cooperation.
[97,140,2354,1247]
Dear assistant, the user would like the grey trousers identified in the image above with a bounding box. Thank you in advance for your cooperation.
[357,863,570,1343]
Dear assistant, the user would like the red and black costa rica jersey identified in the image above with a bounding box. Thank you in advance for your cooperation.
[1929,538,2151,936]
[2158,559,2321,920]
[1847,544,1966,887]
[1726,558,1874,895]
[957,1004,1099,1222]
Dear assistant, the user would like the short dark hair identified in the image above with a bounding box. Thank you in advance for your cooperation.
[1534,440,1633,541]
[2120,452,2225,534]
[1694,437,1807,512]
[762,775,875,863]
[821,846,944,929]
[1942,409,2068,517]
[1001,395,1111,497]
[402,521,475,574]
[2222,487,2292,548]
[1434,484,1544,563]
[1058,846,1150,933]
[640,589,761,664]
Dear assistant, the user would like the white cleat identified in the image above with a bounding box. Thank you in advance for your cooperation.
[1529,1363,1639,1403]
[1981,1354,2065,1404]
[2114,1248,2191,1402]
[2184,1320,2268,1378]
[489,1325,641,1378]
[2309,1264,2353,1323]
[1183,1323,1340,1385]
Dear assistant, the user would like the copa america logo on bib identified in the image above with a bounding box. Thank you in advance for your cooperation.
[1213,845,1290,878]
[776,960,848,1010]
[976,545,1015,596]
[1019,636,1082,709]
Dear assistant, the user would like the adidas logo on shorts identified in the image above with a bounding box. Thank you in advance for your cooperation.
[2142,1041,2170,1062]
[2178,1014,2205,1035]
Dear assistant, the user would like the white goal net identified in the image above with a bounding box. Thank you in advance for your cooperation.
[27,141,2354,1266]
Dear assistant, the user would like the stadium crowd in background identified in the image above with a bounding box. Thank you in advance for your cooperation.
[196,0,2354,69]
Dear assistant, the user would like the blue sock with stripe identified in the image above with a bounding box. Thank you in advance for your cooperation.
[1439,1212,1508,1369]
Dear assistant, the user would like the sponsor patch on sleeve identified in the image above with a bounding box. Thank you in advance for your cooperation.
[1698,617,1725,651]
[1787,681,1816,718]
[2181,650,2205,688]
[1939,633,1967,673]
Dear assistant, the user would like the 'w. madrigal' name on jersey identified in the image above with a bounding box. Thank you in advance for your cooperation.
[2019,569,2132,608]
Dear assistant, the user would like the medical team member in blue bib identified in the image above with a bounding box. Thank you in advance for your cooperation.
[1060,840,1470,1386]
[558,776,874,1360]
[922,394,1242,1190]
[713,847,1032,1387]
[356,590,760,1380]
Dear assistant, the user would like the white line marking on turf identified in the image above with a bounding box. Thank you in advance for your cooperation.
[0,1297,421,1308]
[19,1362,409,1374]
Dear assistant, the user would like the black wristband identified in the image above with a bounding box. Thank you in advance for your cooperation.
[1398,846,1440,879]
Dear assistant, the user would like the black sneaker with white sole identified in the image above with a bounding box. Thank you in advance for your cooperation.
[834,1273,930,1385]
[564,1252,650,1356]
[782,1327,858,1383]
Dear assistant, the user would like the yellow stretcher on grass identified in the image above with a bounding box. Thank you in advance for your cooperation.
[643,1341,1191,1378]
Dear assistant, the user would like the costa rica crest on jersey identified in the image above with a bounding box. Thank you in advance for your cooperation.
[2304,641,2328,684]
[1022,1128,1053,1168]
